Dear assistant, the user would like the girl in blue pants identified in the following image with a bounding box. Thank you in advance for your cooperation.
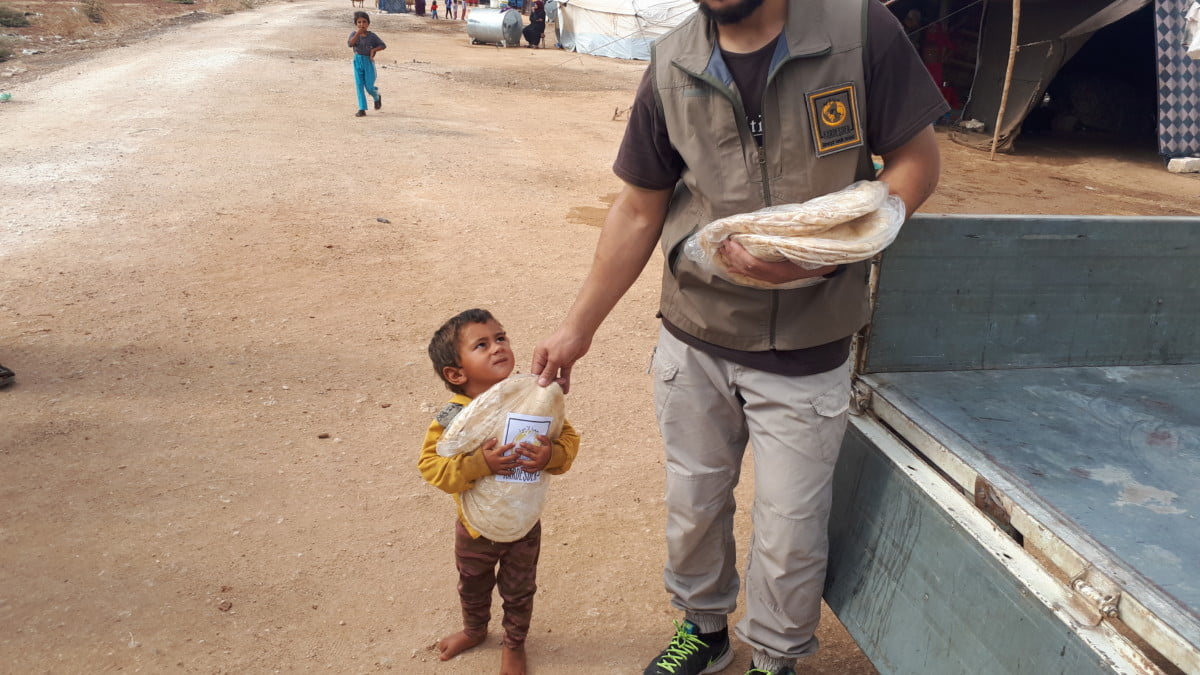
[347,11,386,117]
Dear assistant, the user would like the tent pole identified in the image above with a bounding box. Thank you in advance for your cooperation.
[990,0,1020,160]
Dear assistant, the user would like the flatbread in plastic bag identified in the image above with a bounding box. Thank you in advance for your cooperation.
[437,374,565,542]
[683,181,906,289]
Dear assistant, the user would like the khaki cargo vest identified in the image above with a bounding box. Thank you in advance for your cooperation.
[651,0,876,351]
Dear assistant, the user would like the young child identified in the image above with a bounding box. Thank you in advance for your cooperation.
[419,308,580,675]
[430,0,439,18]
[347,11,386,117]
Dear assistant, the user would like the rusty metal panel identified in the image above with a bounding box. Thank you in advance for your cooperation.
[827,419,1163,674]
[859,365,1200,673]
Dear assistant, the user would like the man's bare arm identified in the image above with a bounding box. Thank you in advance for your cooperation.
[532,182,672,393]
[878,125,941,217]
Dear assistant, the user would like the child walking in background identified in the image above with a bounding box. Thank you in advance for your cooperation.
[431,0,439,18]
[419,308,580,675]
[347,11,385,117]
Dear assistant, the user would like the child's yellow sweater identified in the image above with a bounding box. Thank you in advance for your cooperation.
[418,392,581,538]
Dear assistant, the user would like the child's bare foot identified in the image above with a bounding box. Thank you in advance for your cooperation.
[499,644,526,675]
[436,630,485,661]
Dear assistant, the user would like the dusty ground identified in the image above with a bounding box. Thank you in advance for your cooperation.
[2,1,1199,673]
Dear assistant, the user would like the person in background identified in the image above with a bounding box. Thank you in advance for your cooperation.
[347,10,385,117]
[903,8,922,52]
[522,0,546,47]
[901,7,958,108]
[431,0,439,18]
[919,16,959,108]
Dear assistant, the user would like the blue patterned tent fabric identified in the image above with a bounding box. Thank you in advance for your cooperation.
[1156,0,1200,156]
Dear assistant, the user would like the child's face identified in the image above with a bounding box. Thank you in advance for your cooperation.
[355,17,370,29]
[450,319,515,398]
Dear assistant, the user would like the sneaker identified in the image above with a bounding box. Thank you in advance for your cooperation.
[355,110,366,117]
[746,665,796,675]
[374,94,382,110]
[644,620,733,675]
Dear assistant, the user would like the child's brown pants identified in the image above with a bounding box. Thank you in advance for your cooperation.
[454,519,541,649]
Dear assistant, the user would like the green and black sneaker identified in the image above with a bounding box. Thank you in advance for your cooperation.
[643,620,733,675]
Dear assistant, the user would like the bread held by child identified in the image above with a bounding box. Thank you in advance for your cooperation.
[437,374,565,542]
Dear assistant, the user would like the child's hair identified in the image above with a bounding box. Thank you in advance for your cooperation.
[428,308,496,395]
[353,10,370,23]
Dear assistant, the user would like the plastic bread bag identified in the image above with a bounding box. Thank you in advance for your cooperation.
[436,374,565,542]
[683,181,905,290]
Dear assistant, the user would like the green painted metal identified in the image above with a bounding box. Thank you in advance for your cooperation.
[828,213,1200,672]
[865,364,1200,647]
[826,423,1136,674]
[864,214,1200,373]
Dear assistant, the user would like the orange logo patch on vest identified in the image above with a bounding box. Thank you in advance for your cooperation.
[805,83,862,157]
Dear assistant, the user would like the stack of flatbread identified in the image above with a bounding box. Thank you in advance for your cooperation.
[684,180,906,289]
[437,375,565,542]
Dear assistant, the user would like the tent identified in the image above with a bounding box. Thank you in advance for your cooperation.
[551,0,1200,158]
[920,0,1199,158]
[553,0,696,60]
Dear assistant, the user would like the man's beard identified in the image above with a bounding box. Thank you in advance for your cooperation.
[695,0,765,25]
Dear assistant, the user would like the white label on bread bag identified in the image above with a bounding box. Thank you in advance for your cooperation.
[495,413,552,483]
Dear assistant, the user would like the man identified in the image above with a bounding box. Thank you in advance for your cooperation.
[532,0,947,672]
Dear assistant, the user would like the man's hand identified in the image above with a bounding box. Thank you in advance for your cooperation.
[514,434,552,473]
[717,239,835,284]
[531,326,591,394]
[480,438,519,476]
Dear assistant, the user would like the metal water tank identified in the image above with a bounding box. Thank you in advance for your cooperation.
[467,7,524,47]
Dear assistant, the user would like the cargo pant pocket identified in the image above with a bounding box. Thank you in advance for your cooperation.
[651,347,679,419]
[808,375,851,465]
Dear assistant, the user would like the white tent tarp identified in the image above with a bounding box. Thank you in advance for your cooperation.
[555,0,697,60]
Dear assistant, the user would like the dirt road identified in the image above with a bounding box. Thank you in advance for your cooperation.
[1,1,1197,672]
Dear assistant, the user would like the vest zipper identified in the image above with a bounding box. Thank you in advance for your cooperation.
[758,93,778,349]
[756,146,771,206]
[702,69,783,348]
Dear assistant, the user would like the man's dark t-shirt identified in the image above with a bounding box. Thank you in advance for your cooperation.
[724,39,775,148]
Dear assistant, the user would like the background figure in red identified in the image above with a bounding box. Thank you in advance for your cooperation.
[906,9,960,110]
